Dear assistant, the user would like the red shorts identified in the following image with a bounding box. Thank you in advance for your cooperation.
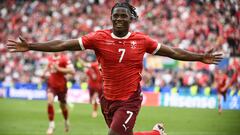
[89,87,102,99]
[47,80,67,92]
[100,88,143,135]
[48,88,67,104]
[217,87,227,95]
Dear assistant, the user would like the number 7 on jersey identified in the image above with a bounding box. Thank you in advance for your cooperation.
[118,49,125,63]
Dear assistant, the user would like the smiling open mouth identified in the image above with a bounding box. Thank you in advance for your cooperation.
[116,24,123,27]
[115,21,124,27]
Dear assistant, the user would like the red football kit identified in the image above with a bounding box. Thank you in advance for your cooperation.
[78,29,161,134]
[86,62,103,98]
[47,55,71,92]
[78,29,161,100]
[215,73,228,94]
[86,62,102,90]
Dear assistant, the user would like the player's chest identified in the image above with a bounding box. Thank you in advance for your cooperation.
[95,40,145,62]
[49,59,65,67]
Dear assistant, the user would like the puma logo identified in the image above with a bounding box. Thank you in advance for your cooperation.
[122,124,129,131]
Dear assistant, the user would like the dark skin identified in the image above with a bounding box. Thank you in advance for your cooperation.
[6,6,222,135]
[111,7,131,37]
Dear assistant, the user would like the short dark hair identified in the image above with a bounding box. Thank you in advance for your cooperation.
[111,1,138,20]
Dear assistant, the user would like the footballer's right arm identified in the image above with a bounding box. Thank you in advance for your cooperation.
[6,36,82,52]
[29,39,81,52]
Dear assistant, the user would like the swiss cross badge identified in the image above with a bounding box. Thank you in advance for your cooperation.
[131,41,137,49]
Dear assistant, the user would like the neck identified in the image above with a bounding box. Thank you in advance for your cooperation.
[113,30,129,37]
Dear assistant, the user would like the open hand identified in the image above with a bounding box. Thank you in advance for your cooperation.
[6,36,29,52]
[201,49,223,64]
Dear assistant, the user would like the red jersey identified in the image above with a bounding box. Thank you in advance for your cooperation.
[86,62,102,90]
[47,55,71,91]
[215,73,228,92]
[78,30,161,100]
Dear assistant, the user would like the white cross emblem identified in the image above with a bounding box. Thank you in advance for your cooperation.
[130,41,137,49]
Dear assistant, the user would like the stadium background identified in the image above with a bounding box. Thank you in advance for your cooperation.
[0,0,240,135]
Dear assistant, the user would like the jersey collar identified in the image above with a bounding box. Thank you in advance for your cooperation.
[111,32,131,39]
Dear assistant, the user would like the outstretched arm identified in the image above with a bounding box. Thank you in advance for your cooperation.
[6,36,81,52]
[155,44,223,64]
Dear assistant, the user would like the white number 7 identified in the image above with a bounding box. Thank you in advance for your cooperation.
[125,111,133,124]
[118,49,125,63]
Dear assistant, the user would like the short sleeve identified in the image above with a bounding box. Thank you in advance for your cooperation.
[78,32,97,50]
[145,36,161,55]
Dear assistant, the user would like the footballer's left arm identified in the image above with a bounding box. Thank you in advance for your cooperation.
[155,44,223,64]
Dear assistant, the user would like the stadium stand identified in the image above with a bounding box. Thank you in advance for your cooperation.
[0,0,239,95]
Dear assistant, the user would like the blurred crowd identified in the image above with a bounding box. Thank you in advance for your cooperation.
[0,0,239,92]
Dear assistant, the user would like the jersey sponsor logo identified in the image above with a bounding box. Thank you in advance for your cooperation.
[130,41,137,49]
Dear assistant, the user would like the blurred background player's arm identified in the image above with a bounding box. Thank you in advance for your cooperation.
[53,63,75,75]
[156,44,223,64]
[78,59,91,68]
[7,36,81,52]
[78,59,99,80]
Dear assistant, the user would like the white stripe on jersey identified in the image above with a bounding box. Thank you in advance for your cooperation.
[78,37,85,50]
[152,43,162,55]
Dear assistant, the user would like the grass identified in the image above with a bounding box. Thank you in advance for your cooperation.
[0,98,240,135]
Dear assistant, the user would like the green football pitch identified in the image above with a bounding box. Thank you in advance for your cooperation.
[0,98,240,135]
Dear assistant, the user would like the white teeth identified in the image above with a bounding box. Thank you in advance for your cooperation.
[116,24,123,27]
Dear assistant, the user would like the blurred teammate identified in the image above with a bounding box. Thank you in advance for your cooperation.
[42,53,75,135]
[215,69,228,114]
[227,65,240,91]
[83,60,103,118]
[223,65,240,97]
[6,1,223,135]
